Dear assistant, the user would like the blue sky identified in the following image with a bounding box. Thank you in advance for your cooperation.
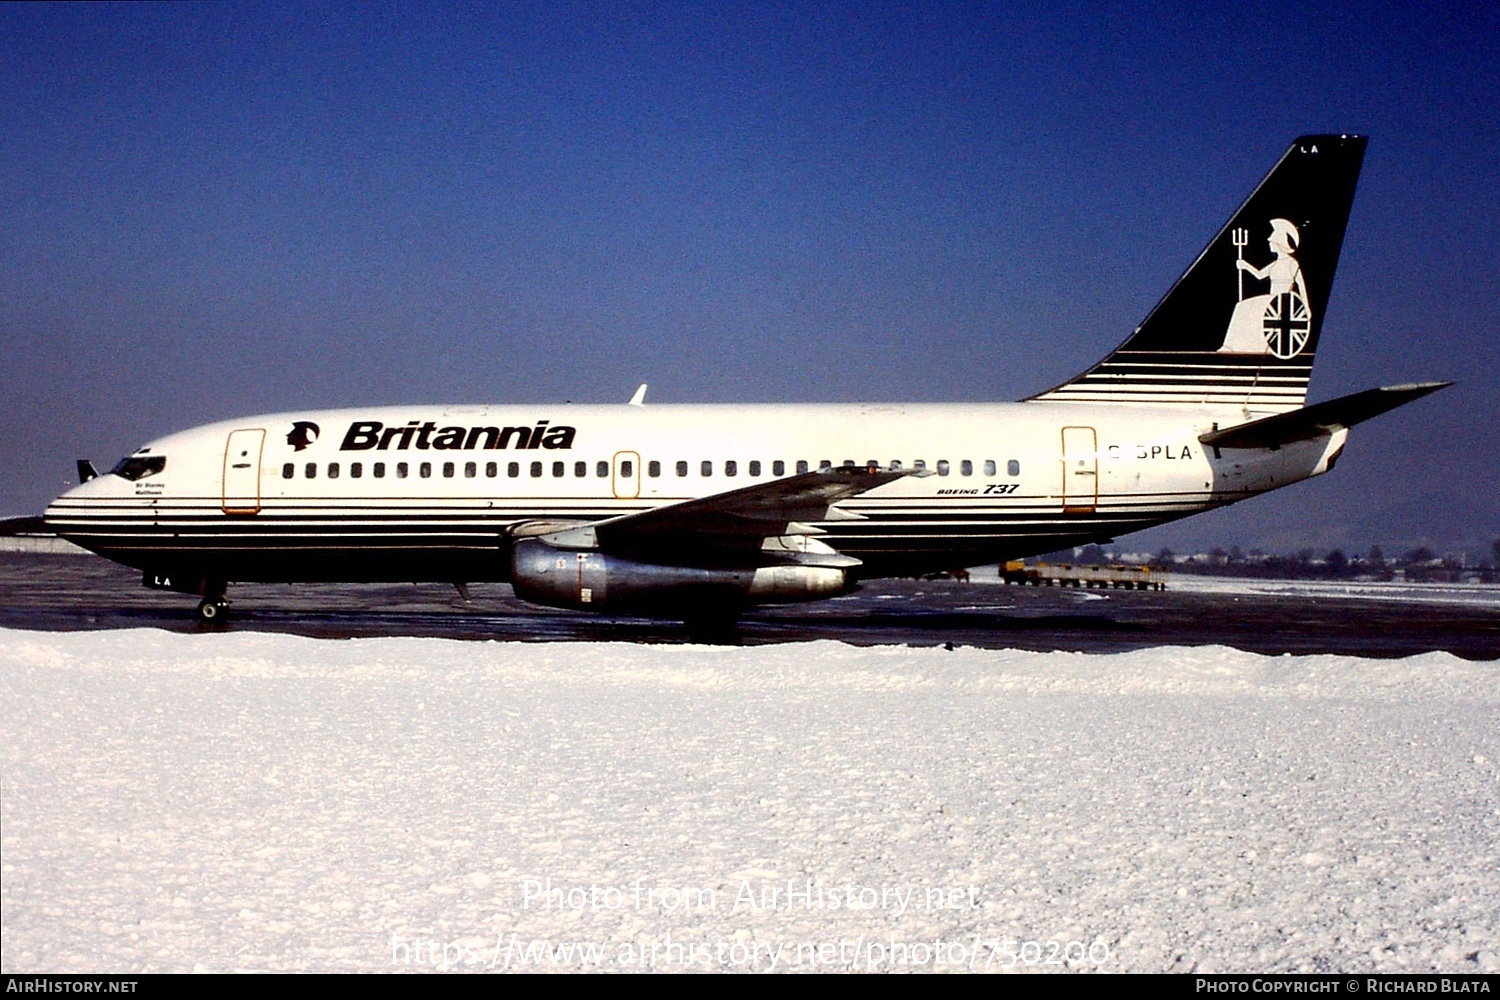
[2,2,1496,556]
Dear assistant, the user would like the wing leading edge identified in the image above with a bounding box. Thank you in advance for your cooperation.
[512,465,918,567]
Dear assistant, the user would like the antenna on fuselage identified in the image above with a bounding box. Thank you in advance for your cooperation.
[628,384,648,406]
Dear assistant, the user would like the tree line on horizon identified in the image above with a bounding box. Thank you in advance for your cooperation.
[1046,540,1500,583]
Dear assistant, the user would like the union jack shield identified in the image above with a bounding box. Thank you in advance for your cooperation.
[1262,291,1310,359]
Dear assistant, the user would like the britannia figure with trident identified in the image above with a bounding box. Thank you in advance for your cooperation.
[1218,218,1312,357]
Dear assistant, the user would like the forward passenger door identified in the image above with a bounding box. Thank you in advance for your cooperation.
[222,428,266,514]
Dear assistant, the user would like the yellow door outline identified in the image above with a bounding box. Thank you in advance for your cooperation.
[222,428,266,515]
[611,450,641,500]
[1061,426,1098,514]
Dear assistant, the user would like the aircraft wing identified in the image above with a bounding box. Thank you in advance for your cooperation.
[518,466,915,564]
[1200,382,1451,450]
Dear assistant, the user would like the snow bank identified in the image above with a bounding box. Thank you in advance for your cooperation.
[2,628,1496,973]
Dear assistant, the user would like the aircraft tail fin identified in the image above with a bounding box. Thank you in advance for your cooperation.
[1031,135,1368,413]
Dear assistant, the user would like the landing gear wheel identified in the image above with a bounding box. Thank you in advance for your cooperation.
[196,599,228,623]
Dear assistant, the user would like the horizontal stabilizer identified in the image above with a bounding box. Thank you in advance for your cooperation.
[1200,382,1451,450]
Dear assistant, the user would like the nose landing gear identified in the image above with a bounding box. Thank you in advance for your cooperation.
[195,576,230,624]
[143,569,232,623]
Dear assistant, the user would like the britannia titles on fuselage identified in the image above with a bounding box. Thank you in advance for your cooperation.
[339,420,577,452]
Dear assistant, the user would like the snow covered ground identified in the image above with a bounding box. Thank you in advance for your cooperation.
[2,627,1496,974]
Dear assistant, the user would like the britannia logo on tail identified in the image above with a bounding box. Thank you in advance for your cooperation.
[1218,218,1311,358]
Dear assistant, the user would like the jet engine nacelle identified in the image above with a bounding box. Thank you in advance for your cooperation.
[509,538,849,614]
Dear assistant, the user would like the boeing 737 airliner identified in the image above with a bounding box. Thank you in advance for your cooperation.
[45,135,1448,622]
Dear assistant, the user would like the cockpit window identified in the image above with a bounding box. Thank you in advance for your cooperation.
[110,455,167,481]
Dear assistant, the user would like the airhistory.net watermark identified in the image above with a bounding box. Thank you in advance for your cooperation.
[517,876,982,917]
[390,930,1113,971]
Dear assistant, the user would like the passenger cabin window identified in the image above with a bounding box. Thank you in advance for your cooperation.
[508,462,519,478]
[890,460,902,470]
[676,461,688,477]
[374,462,386,478]
[749,460,761,476]
[305,462,317,479]
[913,459,926,471]
[960,460,972,476]
[442,462,454,478]
[937,460,950,476]
[701,461,712,477]
[984,459,996,476]
[485,462,497,478]
[796,460,809,474]
[530,461,542,478]
[598,461,610,478]
[465,462,477,478]
[552,461,564,477]
[419,462,432,479]
[110,455,167,481]
[648,460,661,477]
[773,460,785,476]
[328,462,340,479]
[725,460,737,477]
[1008,459,1021,476]
[351,462,363,478]
[620,459,633,477]
[819,460,831,470]
[397,462,408,479]
[282,463,294,479]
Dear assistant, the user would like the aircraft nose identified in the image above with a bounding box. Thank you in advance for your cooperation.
[44,467,111,532]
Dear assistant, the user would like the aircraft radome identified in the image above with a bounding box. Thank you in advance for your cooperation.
[45,135,1449,624]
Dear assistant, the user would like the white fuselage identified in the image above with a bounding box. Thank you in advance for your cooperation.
[44,400,1345,586]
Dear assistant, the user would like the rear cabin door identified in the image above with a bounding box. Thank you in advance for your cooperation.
[611,450,641,500]
[222,428,266,514]
[1061,425,1098,514]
